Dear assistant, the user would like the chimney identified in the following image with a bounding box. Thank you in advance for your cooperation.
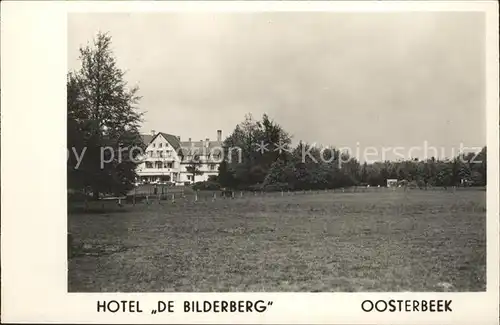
[205,138,210,147]
[151,130,156,137]
[217,130,222,142]
[188,137,192,143]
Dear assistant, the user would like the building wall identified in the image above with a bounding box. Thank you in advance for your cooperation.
[136,132,221,185]
[136,133,182,183]
[386,179,398,187]
[178,162,219,183]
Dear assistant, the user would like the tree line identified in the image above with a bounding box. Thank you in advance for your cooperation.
[215,114,486,191]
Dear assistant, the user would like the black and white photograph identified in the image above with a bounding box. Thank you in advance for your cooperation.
[66,11,488,293]
[1,1,499,323]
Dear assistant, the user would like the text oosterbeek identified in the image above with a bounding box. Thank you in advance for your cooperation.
[361,299,452,312]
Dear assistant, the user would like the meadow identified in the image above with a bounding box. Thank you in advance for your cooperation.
[68,188,486,292]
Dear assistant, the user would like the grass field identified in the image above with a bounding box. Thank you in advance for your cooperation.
[68,188,486,292]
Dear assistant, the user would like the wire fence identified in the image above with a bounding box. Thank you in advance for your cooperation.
[68,184,485,211]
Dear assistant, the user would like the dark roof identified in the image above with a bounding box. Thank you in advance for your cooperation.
[141,132,222,154]
[158,132,182,151]
[179,140,223,156]
[179,140,222,149]
[141,132,182,150]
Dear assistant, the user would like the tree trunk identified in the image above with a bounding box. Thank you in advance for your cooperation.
[92,188,99,201]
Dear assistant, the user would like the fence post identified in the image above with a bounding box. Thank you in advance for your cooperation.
[171,194,175,203]
[68,233,73,259]
[83,188,89,210]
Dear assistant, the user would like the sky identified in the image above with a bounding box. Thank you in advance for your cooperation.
[68,12,486,161]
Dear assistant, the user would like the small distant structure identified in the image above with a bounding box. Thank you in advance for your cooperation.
[386,179,398,188]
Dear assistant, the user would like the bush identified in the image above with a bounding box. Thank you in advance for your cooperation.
[67,190,93,203]
[192,181,221,191]
[247,183,264,192]
[262,182,290,192]
[207,175,218,182]
[408,180,418,189]
[417,179,426,189]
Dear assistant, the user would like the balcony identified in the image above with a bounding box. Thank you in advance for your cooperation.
[137,152,177,161]
[136,167,178,176]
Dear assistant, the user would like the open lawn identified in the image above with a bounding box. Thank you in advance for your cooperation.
[68,188,486,292]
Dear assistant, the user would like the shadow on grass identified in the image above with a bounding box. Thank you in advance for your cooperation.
[68,206,131,215]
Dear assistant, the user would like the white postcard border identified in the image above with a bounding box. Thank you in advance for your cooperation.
[1,1,498,324]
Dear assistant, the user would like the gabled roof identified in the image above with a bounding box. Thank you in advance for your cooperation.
[141,132,223,155]
[158,132,182,151]
[141,132,182,151]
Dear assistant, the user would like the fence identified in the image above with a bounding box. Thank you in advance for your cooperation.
[87,184,485,209]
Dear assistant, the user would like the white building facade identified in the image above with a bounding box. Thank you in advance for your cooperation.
[135,130,223,185]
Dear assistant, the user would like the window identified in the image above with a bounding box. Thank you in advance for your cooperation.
[155,161,162,169]
[210,164,216,171]
[158,151,163,158]
[187,175,192,181]
[153,143,156,148]
[168,162,173,168]
[159,143,163,148]
[145,162,153,168]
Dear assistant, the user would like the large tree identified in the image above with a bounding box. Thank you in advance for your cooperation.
[185,153,205,184]
[220,113,291,188]
[67,32,144,199]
